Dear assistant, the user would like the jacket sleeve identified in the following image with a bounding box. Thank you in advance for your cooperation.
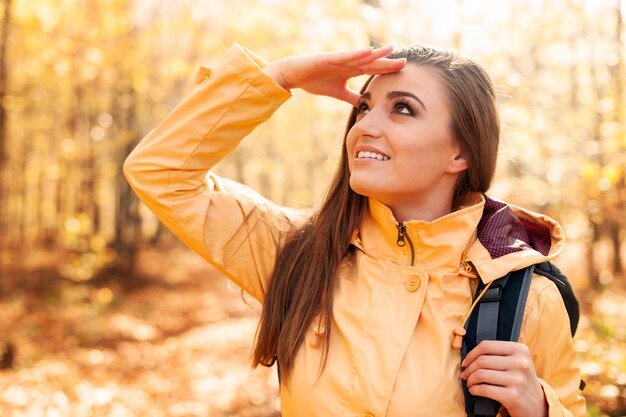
[519,275,587,417]
[123,43,305,303]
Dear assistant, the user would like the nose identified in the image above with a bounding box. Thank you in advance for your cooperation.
[351,110,384,139]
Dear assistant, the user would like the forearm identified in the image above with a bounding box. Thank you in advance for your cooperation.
[124,42,291,200]
[122,43,294,300]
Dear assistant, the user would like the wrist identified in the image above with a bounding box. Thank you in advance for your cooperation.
[539,390,549,417]
[529,381,549,417]
[263,61,293,91]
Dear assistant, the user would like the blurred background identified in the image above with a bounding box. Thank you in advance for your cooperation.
[0,0,624,416]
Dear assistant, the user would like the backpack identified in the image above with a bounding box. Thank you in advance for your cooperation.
[461,261,582,417]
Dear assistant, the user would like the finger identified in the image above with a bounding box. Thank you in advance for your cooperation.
[326,47,374,65]
[462,340,518,368]
[465,368,511,388]
[467,383,511,405]
[358,58,407,74]
[351,45,395,65]
[461,355,512,378]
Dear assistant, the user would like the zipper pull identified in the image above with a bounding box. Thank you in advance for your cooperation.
[396,223,406,247]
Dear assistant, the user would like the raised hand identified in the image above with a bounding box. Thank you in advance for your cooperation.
[461,340,548,417]
[263,45,406,106]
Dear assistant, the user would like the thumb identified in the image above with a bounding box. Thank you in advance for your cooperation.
[335,88,361,107]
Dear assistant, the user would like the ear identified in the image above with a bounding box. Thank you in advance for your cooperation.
[446,145,469,174]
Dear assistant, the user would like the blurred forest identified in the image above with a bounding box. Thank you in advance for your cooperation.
[0,0,625,416]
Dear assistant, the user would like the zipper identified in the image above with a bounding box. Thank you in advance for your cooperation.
[396,222,415,266]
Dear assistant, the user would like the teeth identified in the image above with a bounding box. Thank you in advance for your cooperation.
[357,151,389,160]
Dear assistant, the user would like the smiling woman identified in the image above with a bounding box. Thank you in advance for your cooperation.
[123,42,586,417]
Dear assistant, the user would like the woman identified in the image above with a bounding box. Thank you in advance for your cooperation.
[124,43,586,417]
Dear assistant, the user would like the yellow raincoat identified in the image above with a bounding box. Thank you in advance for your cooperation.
[124,43,586,417]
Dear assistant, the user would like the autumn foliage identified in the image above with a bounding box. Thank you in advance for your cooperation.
[0,0,624,416]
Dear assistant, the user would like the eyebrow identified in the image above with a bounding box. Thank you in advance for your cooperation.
[360,90,427,112]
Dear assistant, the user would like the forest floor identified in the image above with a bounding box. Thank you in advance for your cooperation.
[0,244,280,417]
[0,241,625,417]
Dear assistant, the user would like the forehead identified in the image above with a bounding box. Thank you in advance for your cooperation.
[364,65,446,102]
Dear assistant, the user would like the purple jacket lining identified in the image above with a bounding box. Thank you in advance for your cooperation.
[477,196,552,259]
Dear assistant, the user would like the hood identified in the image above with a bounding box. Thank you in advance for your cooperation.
[467,195,566,284]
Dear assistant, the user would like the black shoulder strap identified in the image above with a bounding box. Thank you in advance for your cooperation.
[461,265,534,417]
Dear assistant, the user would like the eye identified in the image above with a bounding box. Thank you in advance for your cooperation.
[355,100,370,115]
[392,99,415,116]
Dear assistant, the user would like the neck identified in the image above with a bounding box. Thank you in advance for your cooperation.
[387,192,456,223]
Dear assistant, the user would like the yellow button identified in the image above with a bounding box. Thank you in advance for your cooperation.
[405,276,420,292]
[363,413,375,417]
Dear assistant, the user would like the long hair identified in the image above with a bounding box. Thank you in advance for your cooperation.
[252,44,500,382]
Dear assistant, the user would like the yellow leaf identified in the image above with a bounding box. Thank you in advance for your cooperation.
[602,164,622,185]
[581,163,600,181]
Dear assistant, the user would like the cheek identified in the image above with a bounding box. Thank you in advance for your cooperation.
[412,129,456,157]
[345,130,356,152]
[345,133,357,166]
[398,140,446,172]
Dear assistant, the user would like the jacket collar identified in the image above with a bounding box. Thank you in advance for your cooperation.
[352,194,484,269]
[350,194,565,283]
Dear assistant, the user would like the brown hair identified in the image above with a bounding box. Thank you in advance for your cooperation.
[252,44,500,382]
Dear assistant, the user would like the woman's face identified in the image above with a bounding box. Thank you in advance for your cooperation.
[346,64,468,220]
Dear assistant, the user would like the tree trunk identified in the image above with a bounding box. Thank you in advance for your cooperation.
[608,220,623,276]
[0,0,13,295]
[0,0,11,163]
[114,140,141,274]
[112,16,142,275]
[113,82,141,275]
[614,0,625,279]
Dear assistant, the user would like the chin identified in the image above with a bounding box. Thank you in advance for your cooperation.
[348,178,377,199]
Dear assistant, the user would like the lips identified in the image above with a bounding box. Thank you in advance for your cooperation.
[354,145,390,161]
